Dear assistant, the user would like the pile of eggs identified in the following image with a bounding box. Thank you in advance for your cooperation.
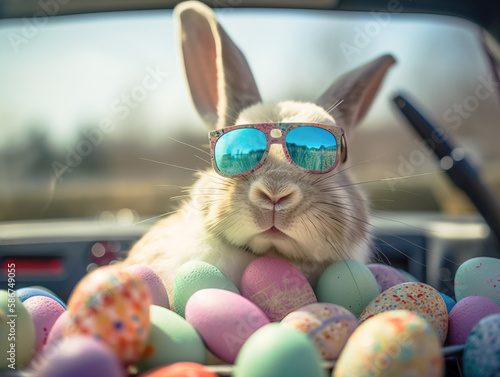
[1,256,500,376]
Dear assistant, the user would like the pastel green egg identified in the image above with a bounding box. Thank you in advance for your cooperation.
[397,269,419,282]
[234,323,327,377]
[315,260,380,318]
[455,257,500,305]
[135,305,206,373]
[173,261,239,317]
[0,289,36,369]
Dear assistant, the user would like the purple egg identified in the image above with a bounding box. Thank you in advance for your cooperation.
[125,264,169,309]
[448,295,500,345]
[32,336,125,377]
[367,264,409,292]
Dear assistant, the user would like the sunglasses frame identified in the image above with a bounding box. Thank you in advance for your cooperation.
[208,122,347,178]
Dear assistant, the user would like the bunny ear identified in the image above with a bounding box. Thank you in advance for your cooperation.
[316,54,396,129]
[175,1,261,130]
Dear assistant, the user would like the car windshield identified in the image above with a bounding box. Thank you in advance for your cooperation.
[1,8,499,222]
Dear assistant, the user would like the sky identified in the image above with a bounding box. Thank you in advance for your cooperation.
[0,8,490,150]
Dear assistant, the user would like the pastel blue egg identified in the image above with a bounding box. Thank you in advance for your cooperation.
[438,292,456,314]
[16,287,67,309]
[463,313,500,377]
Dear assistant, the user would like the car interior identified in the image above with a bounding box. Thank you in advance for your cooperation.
[1,1,500,376]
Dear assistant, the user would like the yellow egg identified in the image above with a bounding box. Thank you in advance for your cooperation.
[65,266,152,365]
[334,310,443,377]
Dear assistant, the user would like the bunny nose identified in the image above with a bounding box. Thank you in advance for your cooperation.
[249,182,302,211]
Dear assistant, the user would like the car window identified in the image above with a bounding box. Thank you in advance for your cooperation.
[1,9,498,222]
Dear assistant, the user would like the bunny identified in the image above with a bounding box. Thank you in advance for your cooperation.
[124,1,396,309]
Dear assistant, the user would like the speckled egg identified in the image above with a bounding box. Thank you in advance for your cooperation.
[455,257,500,305]
[0,290,35,369]
[367,264,409,292]
[31,336,125,377]
[234,323,327,377]
[463,313,500,377]
[447,295,500,345]
[23,295,66,354]
[241,257,317,322]
[281,303,357,360]
[65,266,152,365]
[135,305,206,373]
[315,260,379,318]
[186,288,270,363]
[173,261,239,318]
[359,282,448,344]
[125,265,169,309]
[333,310,444,377]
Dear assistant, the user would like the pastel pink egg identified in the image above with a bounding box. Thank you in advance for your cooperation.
[241,257,317,322]
[23,296,66,354]
[185,288,270,363]
[448,295,500,345]
[367,264,409,292]
[125,265,169,309]
[45,310,70,347]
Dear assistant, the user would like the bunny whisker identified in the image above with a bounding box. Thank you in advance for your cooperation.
[133,210,179,225]
[168,137,211,156]
[327,171,443,191]
[325,99,344,114]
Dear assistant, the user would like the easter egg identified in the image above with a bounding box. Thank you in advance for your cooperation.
[135,305,206,372]
[126,265,169,309]
[455,257,500,305]
[334,310,444,377]
[463,313,500,377]
[241,257,317,322]
[315,260,379,318]
[173,261,239,317]
[398,269,419,282]
[281,303,357,360]
[234,323,327,377]
[46,310,70,346]
[447,295,500,345]
[359,282,448,344]
[367,264,409,292]
[0,290,35,369]
[23,295,66,354]
[65,266,152,365]
[16,287,67,309]
[139,362,217,377]
[186,288,270,363]
[31,336,125,377]
[438,292,456,314]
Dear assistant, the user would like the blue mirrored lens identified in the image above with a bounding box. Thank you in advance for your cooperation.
[214,128,267,176]
[286,126,338,172]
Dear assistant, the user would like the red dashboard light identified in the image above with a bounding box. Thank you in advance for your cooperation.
[2,257,63,276]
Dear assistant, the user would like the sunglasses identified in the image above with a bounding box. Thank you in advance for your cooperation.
[209,123,347,177]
